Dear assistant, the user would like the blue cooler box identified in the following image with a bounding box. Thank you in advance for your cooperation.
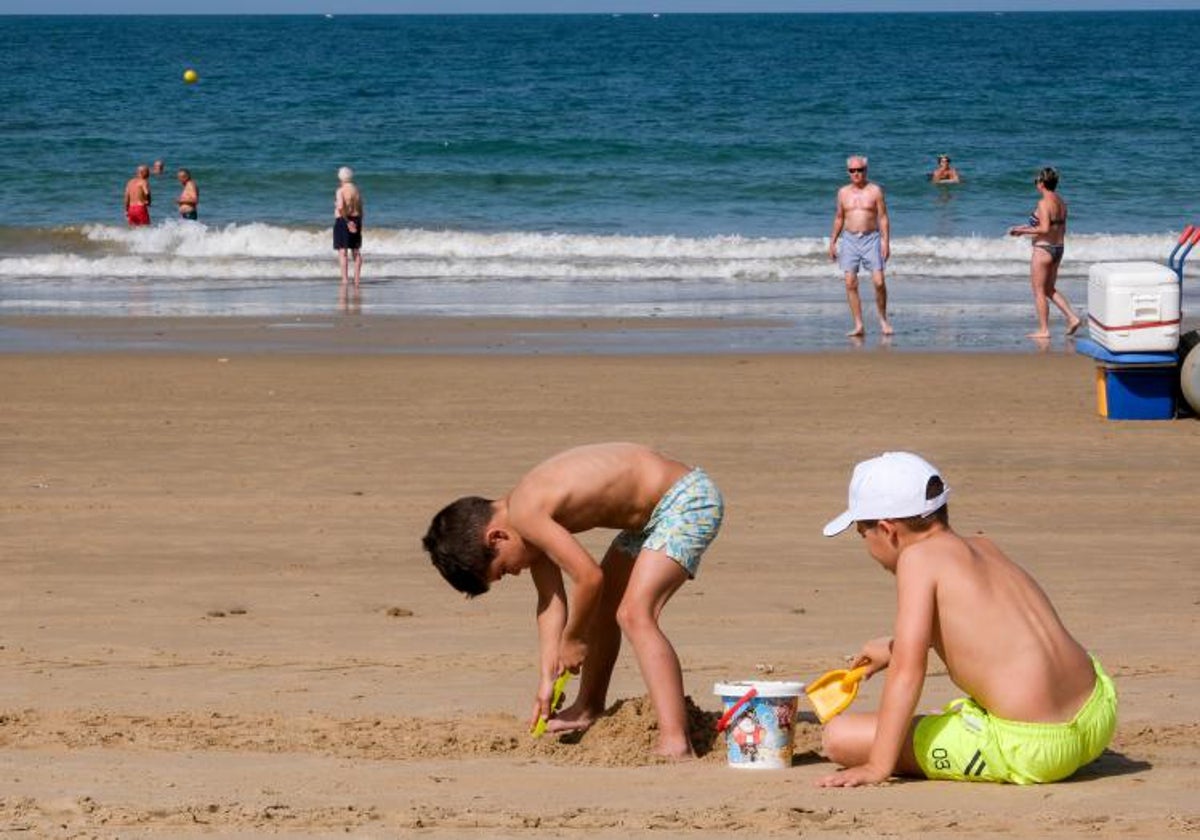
[1075,338,1177,420]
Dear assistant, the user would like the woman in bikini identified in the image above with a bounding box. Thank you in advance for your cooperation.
[1009,166,1081,339]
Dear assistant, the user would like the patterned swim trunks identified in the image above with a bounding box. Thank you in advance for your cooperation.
[613,467,724,577]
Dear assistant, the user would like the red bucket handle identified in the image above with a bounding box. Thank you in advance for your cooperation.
[1190,227,1200,245]
[715,687,758,732]
[1180,225,1195,244]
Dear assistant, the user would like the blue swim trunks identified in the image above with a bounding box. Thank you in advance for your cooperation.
[837,230,885,274]
[613,468,724,577]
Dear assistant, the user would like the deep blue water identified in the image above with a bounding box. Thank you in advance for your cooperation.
[2,12,1198,235]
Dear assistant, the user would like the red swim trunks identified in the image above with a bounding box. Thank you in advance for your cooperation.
[126,204,150,226]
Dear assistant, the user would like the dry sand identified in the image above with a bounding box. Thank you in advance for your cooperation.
[2,329,1198,838]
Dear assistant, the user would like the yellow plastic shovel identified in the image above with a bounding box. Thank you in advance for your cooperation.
[804,665,870,723]
[531,671,574,737]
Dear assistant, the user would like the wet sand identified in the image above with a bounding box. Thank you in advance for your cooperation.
[2,337,1198,837]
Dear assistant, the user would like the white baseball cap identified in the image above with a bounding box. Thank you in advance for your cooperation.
[822,451,950,537]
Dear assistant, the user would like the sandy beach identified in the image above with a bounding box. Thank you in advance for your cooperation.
[3,320,1198,838]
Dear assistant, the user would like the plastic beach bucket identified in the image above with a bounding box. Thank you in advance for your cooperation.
[713,680,804,769]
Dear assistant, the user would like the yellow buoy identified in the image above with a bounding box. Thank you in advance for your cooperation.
[183,69,198,84]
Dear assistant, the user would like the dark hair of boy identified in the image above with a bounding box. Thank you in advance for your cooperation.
[422,496,497,597]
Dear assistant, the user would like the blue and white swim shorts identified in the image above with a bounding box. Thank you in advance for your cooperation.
[613,467,724,577]
[837,230,885,274]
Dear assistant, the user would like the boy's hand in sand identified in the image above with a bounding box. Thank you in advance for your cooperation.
[530,676,558,729]
[530,697,548,731]
[817,763,891,788]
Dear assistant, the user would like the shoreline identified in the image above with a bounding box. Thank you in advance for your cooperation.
[0,312,1122,356]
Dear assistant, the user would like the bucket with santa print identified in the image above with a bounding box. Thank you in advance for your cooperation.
[713,680,804,769]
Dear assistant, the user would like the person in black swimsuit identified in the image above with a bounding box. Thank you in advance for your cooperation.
[336,165,362,294]
[1008,167,1081,339]
[333,166,364,291]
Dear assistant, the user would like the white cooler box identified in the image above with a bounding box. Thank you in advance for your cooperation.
[1087,261,1180,352]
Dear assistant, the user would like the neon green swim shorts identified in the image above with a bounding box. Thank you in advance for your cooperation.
[913,656,1117,784]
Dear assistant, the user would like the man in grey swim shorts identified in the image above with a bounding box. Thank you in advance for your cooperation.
[830,155,893,337]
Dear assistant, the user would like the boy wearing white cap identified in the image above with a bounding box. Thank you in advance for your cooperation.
[817,452,1116,787]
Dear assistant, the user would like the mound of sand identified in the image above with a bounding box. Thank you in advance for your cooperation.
[0,696,826,768]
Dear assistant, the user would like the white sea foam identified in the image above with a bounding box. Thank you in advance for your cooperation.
[0,223,1183,286]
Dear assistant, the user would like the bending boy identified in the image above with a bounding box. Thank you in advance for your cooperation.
[422,442,724,758]
[818,452,1116,786]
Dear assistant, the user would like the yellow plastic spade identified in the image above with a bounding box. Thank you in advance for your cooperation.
[804,665,870,723]
[531,671,574,737]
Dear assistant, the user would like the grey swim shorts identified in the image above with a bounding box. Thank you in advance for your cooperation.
[837,230,885,273]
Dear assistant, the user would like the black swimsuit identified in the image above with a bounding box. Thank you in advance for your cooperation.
[333,215,362,250]
[1034,242,1065,262]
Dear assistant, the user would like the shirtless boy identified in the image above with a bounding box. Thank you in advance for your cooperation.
[816,452,1116,787]
[422,442,724,758]
[124,164,152,227]
[830,155,892,337]
[175,169,199,220]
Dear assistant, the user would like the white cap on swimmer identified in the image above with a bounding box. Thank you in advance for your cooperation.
[822,451,950,537]
[338,166,354,182]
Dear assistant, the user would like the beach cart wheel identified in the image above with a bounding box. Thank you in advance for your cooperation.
[1180,330,1200,415]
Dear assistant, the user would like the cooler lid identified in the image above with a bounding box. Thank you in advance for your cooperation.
[1088,261,1178,285]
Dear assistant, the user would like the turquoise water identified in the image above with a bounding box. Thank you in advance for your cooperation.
[1,12,1198,347]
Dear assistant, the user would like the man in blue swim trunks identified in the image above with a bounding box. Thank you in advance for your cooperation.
[830,155,893,337]
[422,443,724,759]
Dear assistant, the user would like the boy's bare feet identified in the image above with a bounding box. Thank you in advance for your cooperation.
[880,319,894,336]
[1066,317,1082,336]
[653,749,698,761]
[544,703,597,735]
[653,740,697,760]
[847,324,865,337]
[1026,331,1051,339]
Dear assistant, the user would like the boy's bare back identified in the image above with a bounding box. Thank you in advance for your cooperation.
[507,442,689,536]
[899,529,1095,723]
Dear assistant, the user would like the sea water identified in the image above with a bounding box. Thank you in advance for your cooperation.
[1,12,1197,350]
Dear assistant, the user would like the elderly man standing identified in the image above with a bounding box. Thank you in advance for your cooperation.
[123,164,152,227]
[333,166,364,290]
[829,155,892,337]
[175,168,199,220]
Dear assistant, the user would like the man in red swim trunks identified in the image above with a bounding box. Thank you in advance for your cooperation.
[124,164,152,227]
